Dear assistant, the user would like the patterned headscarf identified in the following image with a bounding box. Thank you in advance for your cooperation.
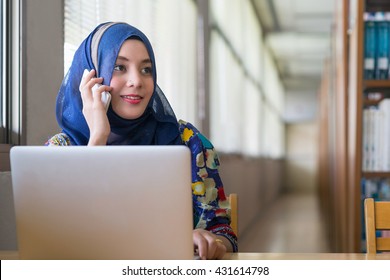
[56,22,182,146]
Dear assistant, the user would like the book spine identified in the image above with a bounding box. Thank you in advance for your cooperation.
[364,12,377,79]
[368,107,376,171]
[379,99,390,171]
[374,108,382,171]
[362,109,370,171]
[375,12,390,80]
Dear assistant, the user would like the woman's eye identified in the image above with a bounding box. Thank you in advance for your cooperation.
[114,65,125,71]
[141,67,153,75]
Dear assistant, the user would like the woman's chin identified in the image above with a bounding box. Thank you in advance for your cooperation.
[112,106,145,120]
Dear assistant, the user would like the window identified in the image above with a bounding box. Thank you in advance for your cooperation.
[0,0,21,145]
[0,0,6,143]
[209,0,285,157]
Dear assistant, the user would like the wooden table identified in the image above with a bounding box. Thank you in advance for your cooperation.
[2,251,390,260]
[224,252,390,260]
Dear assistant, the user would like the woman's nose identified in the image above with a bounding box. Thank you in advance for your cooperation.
[126,72,141,87]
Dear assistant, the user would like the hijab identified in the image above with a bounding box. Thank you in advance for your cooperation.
[56,22,182,146]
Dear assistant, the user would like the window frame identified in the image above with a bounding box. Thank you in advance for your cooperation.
[0,0,23,145]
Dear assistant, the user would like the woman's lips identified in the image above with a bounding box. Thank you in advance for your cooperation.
[121,94,142,105]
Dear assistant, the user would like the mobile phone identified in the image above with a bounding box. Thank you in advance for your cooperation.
[82,69,111,111]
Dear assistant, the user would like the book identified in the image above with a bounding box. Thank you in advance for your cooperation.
[375,12,390,79]
[379,98,390,171]
[364,12,377,79]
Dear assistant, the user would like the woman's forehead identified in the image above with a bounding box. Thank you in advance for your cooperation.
[118,39,150,58]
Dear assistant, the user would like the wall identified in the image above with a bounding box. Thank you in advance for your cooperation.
[285,122,319,193]
[24,0,63,145]
[218,154,285,237]
[0,171,17,250]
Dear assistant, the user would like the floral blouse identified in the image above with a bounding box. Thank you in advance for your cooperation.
[46,120,238,252]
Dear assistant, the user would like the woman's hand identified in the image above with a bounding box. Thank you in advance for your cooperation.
[193,229,228,260]
[79,69,113,145]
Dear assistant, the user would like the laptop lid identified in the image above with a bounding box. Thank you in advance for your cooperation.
[10,146,193,260]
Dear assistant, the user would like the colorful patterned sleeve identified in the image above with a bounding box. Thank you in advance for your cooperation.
[45,133,72,146]
[178,120,238,252]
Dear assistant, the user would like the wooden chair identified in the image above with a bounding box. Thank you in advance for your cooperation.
[228,193,238,237]
[364,198,390,253]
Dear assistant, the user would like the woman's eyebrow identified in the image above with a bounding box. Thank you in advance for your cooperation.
[116,56,151,64]
[140,58,152,64]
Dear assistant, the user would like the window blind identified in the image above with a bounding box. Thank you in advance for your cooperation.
[209,0,285,157]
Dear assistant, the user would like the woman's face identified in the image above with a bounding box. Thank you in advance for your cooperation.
[109,39,154,120]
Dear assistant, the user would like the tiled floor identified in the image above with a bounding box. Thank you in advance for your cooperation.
[238,192,331,253]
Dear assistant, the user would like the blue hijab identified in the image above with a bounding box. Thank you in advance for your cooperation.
[56,22,182,146]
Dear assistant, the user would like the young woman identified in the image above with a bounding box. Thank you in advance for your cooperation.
[47,22,237,259]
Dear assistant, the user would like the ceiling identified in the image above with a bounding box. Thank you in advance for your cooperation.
[252,0,335,122]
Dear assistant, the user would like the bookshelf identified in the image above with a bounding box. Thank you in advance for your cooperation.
[363,172,390,178]
[364,80,390,88]
[347,0,390,252]
[319,0,390,252]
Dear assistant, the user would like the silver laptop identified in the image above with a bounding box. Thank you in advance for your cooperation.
[10,146,194,260]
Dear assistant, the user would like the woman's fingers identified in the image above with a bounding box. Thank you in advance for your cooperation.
[214,240,227,259]
[80,69,112,109]
[193,229,227,260]
[79,69,96,91]
[79,69,112,145]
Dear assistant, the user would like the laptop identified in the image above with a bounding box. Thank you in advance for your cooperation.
[10,145,194,260]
